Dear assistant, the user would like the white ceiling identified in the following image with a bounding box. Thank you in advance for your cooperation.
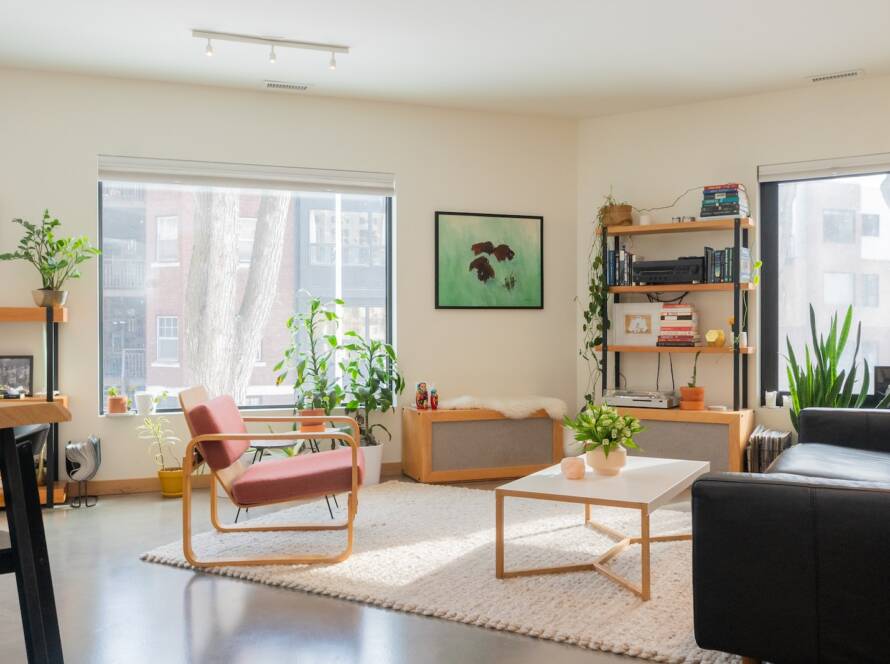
[2,0,890,117]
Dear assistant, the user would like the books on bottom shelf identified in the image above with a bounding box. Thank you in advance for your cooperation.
[745,425,793,472]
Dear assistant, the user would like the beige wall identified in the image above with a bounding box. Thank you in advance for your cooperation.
[0,67,579,479]
[576,74,890,429]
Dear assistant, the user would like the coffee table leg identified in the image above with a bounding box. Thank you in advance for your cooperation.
[584,503,590,524]
[640,508,651,601]
[495,491,504,579]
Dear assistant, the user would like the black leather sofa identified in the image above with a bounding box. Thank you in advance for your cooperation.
[692,408,890,664]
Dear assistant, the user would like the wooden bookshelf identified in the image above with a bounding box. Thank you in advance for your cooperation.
[0,306,67,323]
[609,282,753,294]
[598,218,754,237]
[596,344,755,355]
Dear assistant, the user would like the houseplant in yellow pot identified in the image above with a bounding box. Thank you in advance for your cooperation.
[563,404,642,476]
[137,412,183,497]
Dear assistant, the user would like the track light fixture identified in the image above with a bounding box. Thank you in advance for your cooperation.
[193,30,349,69]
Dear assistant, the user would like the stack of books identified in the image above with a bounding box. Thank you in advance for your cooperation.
[657,303,699,347]
[703,246,751,283]
[745,425,793,472]
[606,244,642,286]
[700,183,749,218]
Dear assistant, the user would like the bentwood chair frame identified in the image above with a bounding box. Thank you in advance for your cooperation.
[179,387,362,569]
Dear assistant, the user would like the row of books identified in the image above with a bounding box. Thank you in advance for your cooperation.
[605,246,641,286]
[657,303,699,347]
[700,182,749,218]
[745,425,793,473]
[703,246,751,283]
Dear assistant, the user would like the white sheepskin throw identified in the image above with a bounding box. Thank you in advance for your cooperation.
[438,395,567,420]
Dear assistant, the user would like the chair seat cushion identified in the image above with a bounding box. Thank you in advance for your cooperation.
[767,443,890,483]
[231,448,364,506]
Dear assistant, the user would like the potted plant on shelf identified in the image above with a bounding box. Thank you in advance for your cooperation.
[563,404,642,476]
[105,386,128,414]
[340,331,406,485]
[680,351,705,410]
[137,413,183,497]
[785,304,890,432]
[0,210,101,307]
[275,295,345,432]
[596,191,632,228]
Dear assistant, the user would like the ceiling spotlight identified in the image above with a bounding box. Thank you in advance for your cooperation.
[328,52,337,70]
[269,45,277,63]
[205,38,213,57]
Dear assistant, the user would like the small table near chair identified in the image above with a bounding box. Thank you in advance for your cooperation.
[0,400,71,664]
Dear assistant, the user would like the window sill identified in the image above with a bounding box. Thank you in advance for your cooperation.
[151,262,180,268]
[151,362,180,368]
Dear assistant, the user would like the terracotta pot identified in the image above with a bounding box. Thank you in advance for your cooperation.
[586,446,627,476]
[299,408,326,433]
[106,395,128,414]
[679,386,705,410]
[601,204,633,227]
[158,468,183,498]
[32,289,68,307]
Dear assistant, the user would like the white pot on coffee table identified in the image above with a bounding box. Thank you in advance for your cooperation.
[586,446,627,476]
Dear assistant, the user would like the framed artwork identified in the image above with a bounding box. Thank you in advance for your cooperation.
[0,355,34,395]
[612,303,663,346]
[435,211,543,309]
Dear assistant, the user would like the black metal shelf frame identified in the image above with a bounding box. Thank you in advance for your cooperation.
[600,218,750,410]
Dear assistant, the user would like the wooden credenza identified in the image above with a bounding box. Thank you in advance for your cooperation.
[615,407,754,472]
[401,407,563,483]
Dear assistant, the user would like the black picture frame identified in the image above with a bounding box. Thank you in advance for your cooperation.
[0,355,34,395]
[435,211,544,309]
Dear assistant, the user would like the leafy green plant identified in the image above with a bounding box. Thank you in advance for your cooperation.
[785,304,890,432]
[595,190,629,226]
[106,386,120,397]
[137,415,181,470]
[563,404,642,457]
[340,332,406,446]
[274,295,345,413]
[688,351,702,387]
[0,210,100,290]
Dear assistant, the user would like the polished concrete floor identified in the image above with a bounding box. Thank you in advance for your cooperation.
[0,483,664,664]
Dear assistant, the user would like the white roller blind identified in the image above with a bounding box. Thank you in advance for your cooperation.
[759,152,890,183]
[97,155,395,196]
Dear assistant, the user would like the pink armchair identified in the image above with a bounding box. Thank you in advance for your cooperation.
[179,386,364,568]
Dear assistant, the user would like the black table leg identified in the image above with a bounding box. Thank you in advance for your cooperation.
[0,427,64,664]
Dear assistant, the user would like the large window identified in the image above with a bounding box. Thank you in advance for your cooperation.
[761,172,890,402]
[99,176,392,412]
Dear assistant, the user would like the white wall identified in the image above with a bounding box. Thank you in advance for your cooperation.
[576,74,890,426]
[0,67,579,480]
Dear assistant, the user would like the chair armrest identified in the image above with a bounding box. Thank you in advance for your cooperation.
[799,407,890,452]
[241,415,360,443]
[692,472,890,662]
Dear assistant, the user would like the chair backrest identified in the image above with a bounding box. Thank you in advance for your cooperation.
[179,385,210,437]
[185,395,251,472]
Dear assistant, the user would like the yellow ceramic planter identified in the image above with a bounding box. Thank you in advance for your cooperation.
[158,469,184,498]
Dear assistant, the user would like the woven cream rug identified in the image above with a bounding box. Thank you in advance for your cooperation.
[141,481,736,663]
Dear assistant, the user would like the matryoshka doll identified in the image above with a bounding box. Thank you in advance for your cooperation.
[415,382,429,409]
[429,386,439,410]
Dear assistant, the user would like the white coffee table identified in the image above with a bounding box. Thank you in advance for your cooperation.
[495,455,709,600]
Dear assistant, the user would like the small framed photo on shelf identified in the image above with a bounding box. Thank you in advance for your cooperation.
[612,303,663,346]
[0,355,34,396]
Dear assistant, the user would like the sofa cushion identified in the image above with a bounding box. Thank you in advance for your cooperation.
[231,448,364,506]
[768,443,890,483]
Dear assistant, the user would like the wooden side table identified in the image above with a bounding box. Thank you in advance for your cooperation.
[0,400,71,664]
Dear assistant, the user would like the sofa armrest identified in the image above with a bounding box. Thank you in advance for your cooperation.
[799,407,890,452]
[692,472,890,663]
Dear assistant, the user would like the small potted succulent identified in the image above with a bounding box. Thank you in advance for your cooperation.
[680,351,705,410]
[105,386,128,414]
[563,404,643,476]
[0,210,100,307]
[137,412,183,497]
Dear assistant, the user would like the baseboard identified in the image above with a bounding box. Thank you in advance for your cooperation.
[67,474,212,496]
[69,465,403,497]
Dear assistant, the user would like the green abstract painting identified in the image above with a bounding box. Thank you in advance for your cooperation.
[435,212,543,309]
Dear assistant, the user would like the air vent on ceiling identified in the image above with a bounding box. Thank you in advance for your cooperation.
[264,80,310,92]
[809,69,863,84]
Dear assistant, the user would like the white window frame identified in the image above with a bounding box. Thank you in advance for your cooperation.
[237,217,257,265]
[155,215,180,265]
[155,316,179,366]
